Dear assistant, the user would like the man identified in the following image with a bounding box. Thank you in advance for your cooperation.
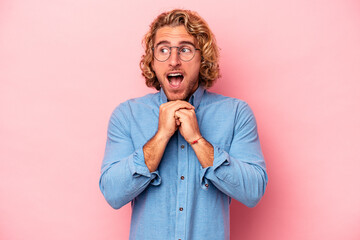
[99,9,268,240]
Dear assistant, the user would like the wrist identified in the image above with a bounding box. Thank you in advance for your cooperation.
[189,136,203,145]
[155,129,172,143]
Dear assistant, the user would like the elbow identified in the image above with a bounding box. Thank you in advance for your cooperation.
[244,194,263,208]
[243,180,267,208]
[233,187,265,208]
[104,194,126,210]
[99,175,128,210]
[245,168,268,208]
[100,185,128,210]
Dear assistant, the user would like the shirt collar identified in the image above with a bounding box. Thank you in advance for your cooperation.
[160,85,205,109]
[188,86,205,109]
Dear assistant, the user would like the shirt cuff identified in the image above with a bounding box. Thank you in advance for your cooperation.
[128,147,161,186]
[199,145,230,190]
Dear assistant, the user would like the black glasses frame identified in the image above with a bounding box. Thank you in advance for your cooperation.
[152,45,201,62]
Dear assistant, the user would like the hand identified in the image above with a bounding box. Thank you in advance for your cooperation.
[174,108,202,143]
[157,100,194,140]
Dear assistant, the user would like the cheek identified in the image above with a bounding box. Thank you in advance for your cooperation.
[186,59,201,74]
[151,61,157,73]
[190,62,201,76]
[152,62,162,77]
[192,57,201,74]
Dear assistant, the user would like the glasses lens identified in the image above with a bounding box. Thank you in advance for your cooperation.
[154,46,170,62]
[179,45,195,61]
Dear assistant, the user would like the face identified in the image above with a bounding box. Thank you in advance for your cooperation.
[152,25,201,101]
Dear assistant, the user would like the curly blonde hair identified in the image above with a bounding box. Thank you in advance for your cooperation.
[140,9,220,90]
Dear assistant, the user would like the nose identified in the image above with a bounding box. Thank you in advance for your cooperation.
[168,47,181,67]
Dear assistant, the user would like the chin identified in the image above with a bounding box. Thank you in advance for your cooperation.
[166,92,188,101]
[167,95,186,101]
[162,82,198,102]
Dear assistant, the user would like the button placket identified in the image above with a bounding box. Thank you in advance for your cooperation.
[174,133,188,240]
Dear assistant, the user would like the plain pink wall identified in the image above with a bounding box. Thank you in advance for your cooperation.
[1,0,359,239]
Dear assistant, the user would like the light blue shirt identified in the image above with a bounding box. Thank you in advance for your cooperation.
[99,86,268,240]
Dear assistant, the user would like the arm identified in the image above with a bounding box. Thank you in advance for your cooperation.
[174,108,214,168]
[175,104,268,208]
[199,103,268,207]
[99,101,195,209]
[99,105,160,209]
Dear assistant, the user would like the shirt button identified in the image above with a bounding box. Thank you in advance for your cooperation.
[179,207,183,211]
[181,144,185,149]
[180,176,184,180]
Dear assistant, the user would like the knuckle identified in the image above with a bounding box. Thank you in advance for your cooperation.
[160,104,169,112]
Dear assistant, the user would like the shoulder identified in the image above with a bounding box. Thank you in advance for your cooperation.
[201,90,256,123]
[201,90,250,110]
[113,92,160,112]
[109,92,160,121]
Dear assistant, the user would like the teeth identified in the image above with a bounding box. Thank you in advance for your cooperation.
[168,73,183,77]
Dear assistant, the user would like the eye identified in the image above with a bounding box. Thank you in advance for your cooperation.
[179,46,193,53]
[159,46,170,54]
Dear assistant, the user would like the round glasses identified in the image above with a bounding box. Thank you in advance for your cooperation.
[153,44,200,62]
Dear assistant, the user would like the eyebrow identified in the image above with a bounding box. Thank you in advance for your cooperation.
[154,40,196,48]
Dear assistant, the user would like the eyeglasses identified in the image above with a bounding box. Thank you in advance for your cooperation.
[153,44,200,62]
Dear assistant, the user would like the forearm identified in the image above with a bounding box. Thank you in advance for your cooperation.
[99,148,161,209]
[200,147,267,207]
[99,102,169,209]
[143,131,170,172]
[143,100,194,172]
[190,136,264,206]
[190,137,214,168]
[201,102,267,207]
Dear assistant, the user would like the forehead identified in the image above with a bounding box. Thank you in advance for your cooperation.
[154,25,196,45]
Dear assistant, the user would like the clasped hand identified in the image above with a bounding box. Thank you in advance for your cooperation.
[158,100,201,143]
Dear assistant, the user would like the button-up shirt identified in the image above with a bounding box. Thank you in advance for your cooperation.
[99,86,268,240]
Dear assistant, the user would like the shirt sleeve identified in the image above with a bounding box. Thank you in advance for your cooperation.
[199,102,268,207]
[99,104,161,209]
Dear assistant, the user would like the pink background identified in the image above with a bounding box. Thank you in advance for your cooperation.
[1,0,359,239]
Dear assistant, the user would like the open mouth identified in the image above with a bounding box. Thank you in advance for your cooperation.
[167,73,184,88]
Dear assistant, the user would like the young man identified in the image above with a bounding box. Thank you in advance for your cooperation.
[99,9,268,240]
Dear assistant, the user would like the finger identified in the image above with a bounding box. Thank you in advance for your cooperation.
[162,100,195,111]
[176,108,195,117]
[174,110,189,123]
[176,108,194,113]
[174,111,182,120]
[174,111,181,118]
[160,102,193,114]
[171,100,194,110]
[162,100,192,107]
